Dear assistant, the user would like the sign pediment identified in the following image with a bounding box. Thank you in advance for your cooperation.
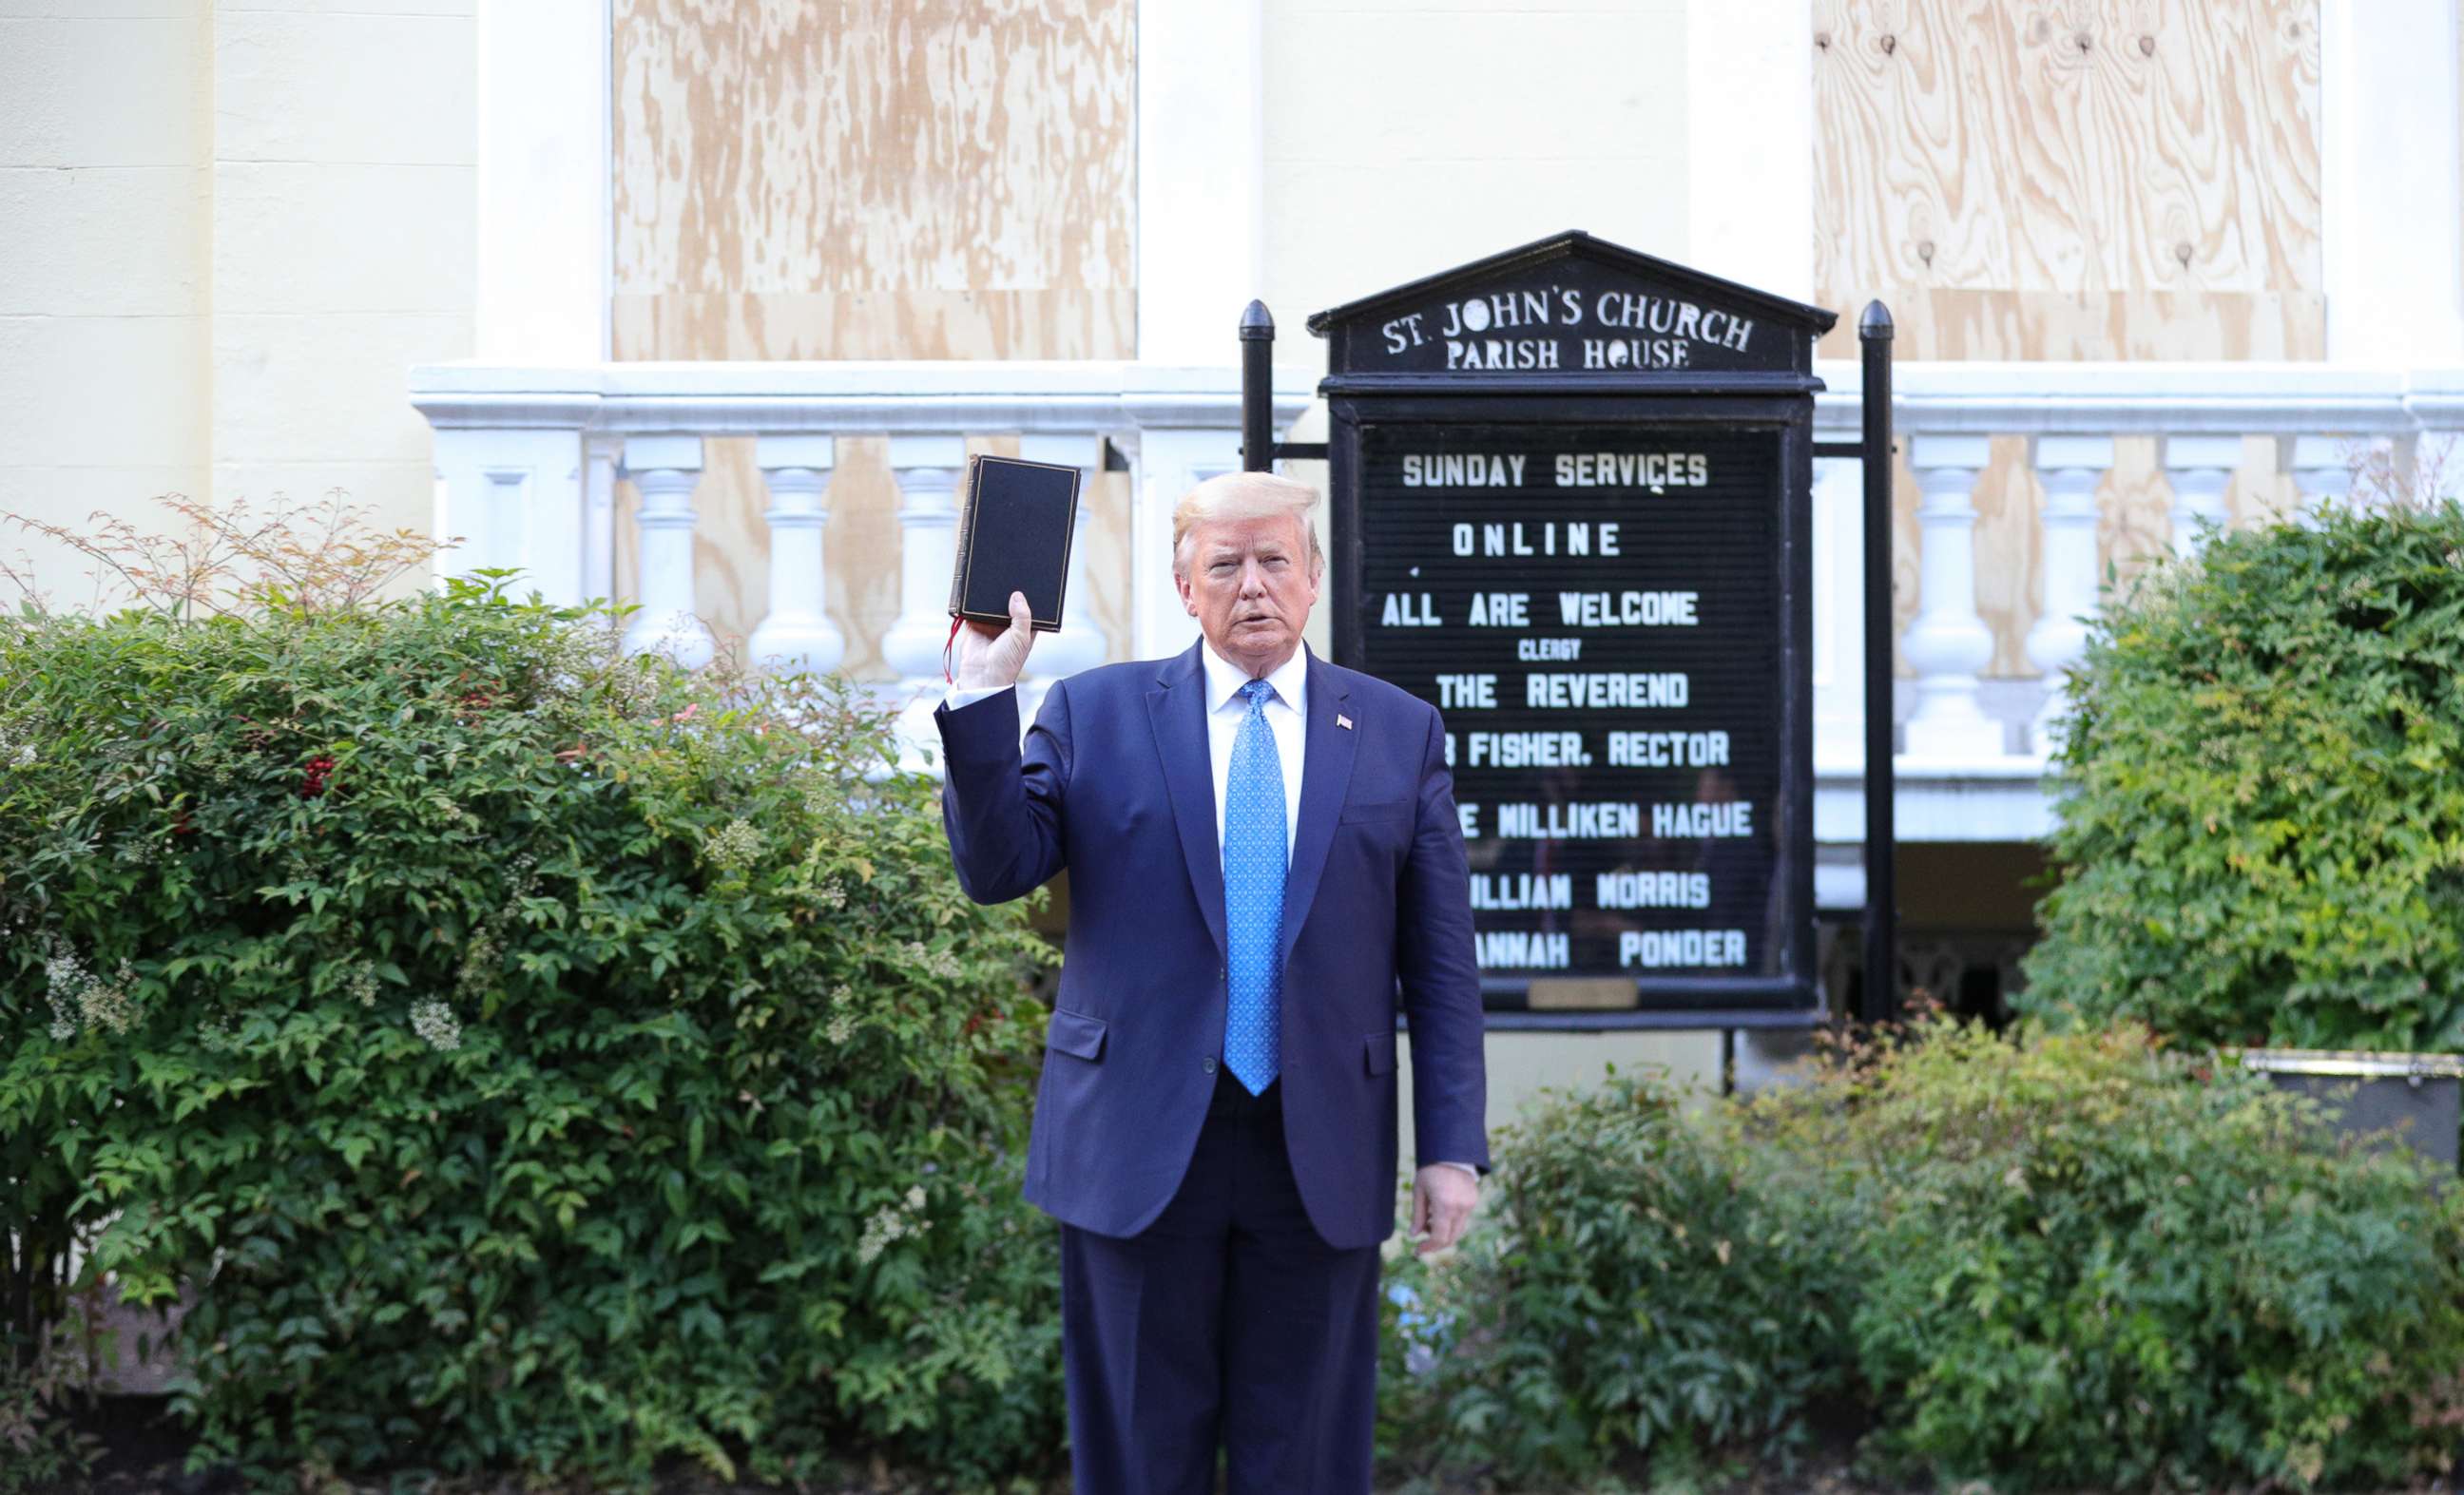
[1306,230,1837,379]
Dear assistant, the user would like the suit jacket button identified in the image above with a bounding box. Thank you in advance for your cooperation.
[1202,1056,1218,1074]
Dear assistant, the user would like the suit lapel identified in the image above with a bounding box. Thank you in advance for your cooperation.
[1278,648,1357,968]
[1146,642,1229,963]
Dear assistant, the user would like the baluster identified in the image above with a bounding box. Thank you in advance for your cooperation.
[2164,434,2240,554]
[879,434,971,769]
[618,435,715,669]
[1902,434,2004,760]
[2288,434,2358,526]
[2026,434,2113,755]
[1015,433,1112,722]
[747,435,844,678]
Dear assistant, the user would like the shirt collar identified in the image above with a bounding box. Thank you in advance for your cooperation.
[1200,637,1309,717]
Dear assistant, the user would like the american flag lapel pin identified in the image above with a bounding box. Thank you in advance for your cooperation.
[1337,713,1354,731]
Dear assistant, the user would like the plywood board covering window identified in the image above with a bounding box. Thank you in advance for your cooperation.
[611,0,1137,361]
[1813,0,2323,362]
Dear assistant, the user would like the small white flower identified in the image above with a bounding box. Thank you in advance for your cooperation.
[856,1206,908,1265]
[410,999,462,1052]
[704,817,762,874]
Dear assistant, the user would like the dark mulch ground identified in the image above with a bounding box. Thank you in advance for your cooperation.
[61,1393,2464,1495]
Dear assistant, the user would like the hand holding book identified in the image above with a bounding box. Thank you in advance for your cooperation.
[953,589,1036,689]
[943,452,1078,694]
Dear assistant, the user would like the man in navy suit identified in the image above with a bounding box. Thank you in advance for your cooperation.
[936,470,1489,1494]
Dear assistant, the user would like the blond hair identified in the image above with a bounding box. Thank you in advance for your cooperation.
[1170,470,1324,578]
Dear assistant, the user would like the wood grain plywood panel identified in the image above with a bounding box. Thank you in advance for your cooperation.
[611,289,1137,361]
[611,0,1135,361]
[1815,288,2324,360]
[1813,0,2322,361]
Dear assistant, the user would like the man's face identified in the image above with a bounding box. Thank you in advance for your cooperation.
[1175,512,1319,676]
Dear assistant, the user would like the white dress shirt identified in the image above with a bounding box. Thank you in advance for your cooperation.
[1195,639,1306,859]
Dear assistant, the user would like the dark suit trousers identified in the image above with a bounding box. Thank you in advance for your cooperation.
[1058,1068,1383,1495]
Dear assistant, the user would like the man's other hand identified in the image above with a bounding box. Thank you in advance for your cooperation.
[1410,1164,1478,1255]
[955,589,1036,690]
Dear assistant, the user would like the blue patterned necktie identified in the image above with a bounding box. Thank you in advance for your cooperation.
[1222,678,1287,1095]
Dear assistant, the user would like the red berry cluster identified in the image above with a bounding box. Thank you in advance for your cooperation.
[298,755,337,798]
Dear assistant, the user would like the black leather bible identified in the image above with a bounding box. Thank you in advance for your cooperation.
[949,452,1080,634]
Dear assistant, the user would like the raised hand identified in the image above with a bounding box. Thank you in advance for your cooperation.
[953,589,1036,690]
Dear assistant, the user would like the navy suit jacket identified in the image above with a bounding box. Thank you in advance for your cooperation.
[935,640,1489,1250]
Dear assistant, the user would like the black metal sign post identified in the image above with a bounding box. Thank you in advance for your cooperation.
[1239,231,1895,1030]
[1857,304,1897,1025]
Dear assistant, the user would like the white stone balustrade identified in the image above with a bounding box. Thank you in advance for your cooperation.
[414,358,2464,843]
[879,434,970,770]
[1901,433,2003,761]
[618,434,715,670]
[2164,433,2242,554]
[2025,434,2113,754]
[2288,433,2359,518]
[748,435,841,678]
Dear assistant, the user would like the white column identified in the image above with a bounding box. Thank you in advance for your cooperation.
[1017,434,1111,673]
[2164,434,2240,555]
[2026,435,2113,755]
[748,435,843,679]
[432,427,587,606]
[880,434,970,769]
[1136,0,1263,362]
[475,0,609,361]
[1902,434,2004,761]
[1809,453,1865,767]
[2287,433,2358,525]
[1685,0,1816,300]
[618,435,714,669]
[2321,0,2464,363]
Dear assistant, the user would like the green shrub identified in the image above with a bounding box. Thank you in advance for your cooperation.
[0,1324,102,1493]
[2019,500,2464,1050]
[1377,1067,1856,1490]
[1742,1016,2464,1492]
[0,571,1062,1490]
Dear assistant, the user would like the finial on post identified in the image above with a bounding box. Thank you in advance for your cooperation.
[1240,300,1276,470]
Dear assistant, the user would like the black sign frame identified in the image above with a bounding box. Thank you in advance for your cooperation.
[1293,230,1843,1028]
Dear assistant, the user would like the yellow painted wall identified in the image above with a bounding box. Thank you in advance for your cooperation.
[0,1,474,613]
[0,7,209,604]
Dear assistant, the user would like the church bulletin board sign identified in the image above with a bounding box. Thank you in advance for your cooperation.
[1301,232,1838,1025]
